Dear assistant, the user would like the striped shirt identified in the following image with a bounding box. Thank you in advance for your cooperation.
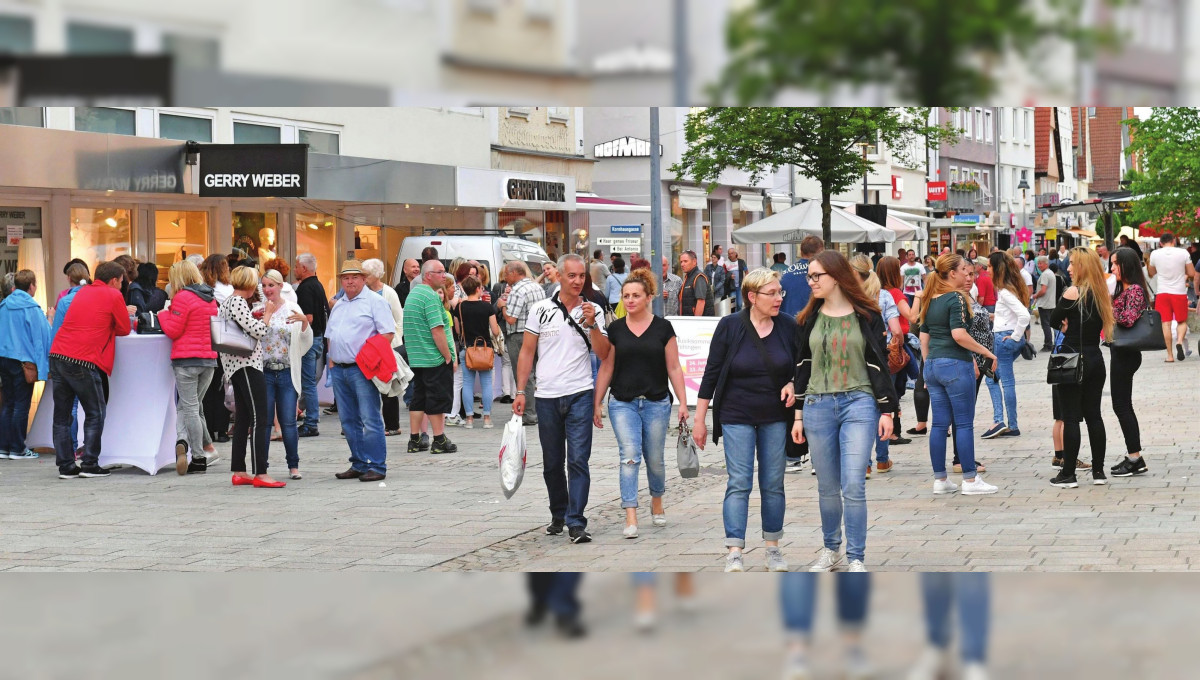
[505,277,545,337]
[401,283,448,368]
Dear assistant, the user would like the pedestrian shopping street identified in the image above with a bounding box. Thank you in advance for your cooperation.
[0,344,1197,573]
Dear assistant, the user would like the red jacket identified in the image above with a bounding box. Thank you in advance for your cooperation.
[158,286,218,361]
[356,333,398,382]
[976,271,997,307]
[49,280,131,375]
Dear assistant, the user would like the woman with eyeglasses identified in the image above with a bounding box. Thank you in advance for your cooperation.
[850,254,905,478]
[793,252,898,573]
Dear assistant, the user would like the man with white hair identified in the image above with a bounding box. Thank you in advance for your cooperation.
[496,260,545,426]
[401,259,458,455]
[294,253,328,437]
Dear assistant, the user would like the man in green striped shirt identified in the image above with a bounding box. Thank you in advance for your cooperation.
[402,260,457,455]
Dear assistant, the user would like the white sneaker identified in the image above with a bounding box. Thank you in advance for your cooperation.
[933,478,959,495]
[463,420,474,429]
[847,559,867,573]
[963,663,990,680]
[623,524,639,539]
[765,546,789,572]
[724,551,745,572]
[906,646,951,680]
[652,514,667,527]
[781,651,812,680]
[808,548,842,572]
[961,475,998,495]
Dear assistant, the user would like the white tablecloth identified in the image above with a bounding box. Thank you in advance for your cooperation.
[27,334,179,475]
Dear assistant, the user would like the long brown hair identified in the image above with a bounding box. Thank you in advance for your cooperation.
[919,254,972,326]
[1067,246,1115,339]
[876,256,903,291]
[796,250,880,326]
[988,251,1030,307]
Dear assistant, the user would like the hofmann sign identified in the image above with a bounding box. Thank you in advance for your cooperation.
[594,137,664,158]
[198,144,308,198]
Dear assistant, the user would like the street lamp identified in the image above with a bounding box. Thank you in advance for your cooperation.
[858,140,872,204]
[1017,178,1030,243]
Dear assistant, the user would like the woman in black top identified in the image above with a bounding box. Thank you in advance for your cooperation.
[1109,247,1152,477]
[594,269,689,540]
[1049,247,1114,488]
[455,276,501,429]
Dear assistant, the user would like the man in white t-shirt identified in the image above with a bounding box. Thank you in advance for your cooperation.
[514,254,610,544]
[899,251,927,305]
[1016,256,1035,295]
[1147,232,1196,362]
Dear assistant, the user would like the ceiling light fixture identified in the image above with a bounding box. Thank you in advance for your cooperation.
[170,219,181,228]
[308,223,318,230]
[105,217,118,228]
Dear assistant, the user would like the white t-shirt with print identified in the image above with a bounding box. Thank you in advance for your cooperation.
[524,296,607,398]
[900,263,926,294]
[1149,246,1191,295]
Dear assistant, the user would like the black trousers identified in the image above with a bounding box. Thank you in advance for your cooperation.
[230,367,270,475]
[1058,350,1107,471]
[1039,311,1056,349]
[1108,347,1142,455]
[913,371,930,423]
[382,394,401,432]
[203,363,231,437]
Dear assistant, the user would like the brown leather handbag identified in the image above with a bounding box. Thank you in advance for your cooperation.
[886,335,909,375]
[465,338,495,371]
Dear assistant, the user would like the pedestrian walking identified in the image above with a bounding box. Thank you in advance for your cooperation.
[703,248,727,311]
[525,573,586,638]
[0,270,51,461]
[1147,232,1195,362]
[455,275,500,429]
[1049,248,1115,489]
[514,255,610,544]
[780,573,872,680]
[1033,256,1058,350]
[851,254,905,477]
[725,248,749,313]
[257,269,312,480]
[1109,247,1152,478]
[694,268,796,572]
[981,252,1031,439]
[593,268,690,539]
[400,259,458,456]
[605,257,627,306]
[679,250,715,316]
[660,256,683,316]
[974,258,997,313]
[948,262,994,475]
[907,574,991,680]
[876,256,920,441]
[293,253,328,437]
[918,254,998,496]
[157,260,220,475]
[497,261,546,427]
[794,252,896,572]
[48,261,134,479]
[220,266,287,488]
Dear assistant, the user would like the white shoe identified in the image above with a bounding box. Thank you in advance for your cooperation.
[724,551,745,572]
[961,475,998,495]
[623,524,639,539]
[933,478,959,495]
[781,651,812,680]
[808,548,842,572]
[963,663,990,680]
[634,610,655,632]
[652,514,666,527]
[906,646,951,680]
[847,559,867,573]
[463,420,474,429]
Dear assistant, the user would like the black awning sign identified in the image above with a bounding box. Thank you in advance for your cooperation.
[198,144,308,197]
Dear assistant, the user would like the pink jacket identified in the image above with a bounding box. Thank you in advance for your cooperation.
[158,286,219,360]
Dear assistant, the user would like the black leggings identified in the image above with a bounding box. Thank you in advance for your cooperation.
[382,394,401,432]
[203,363,231,437]
[1057,349,1107,471]
[230,367,270,475]
[914,370,930,423]
[1108,347,1142,455]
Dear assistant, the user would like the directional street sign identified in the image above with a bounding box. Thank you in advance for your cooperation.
[595,237,642,246]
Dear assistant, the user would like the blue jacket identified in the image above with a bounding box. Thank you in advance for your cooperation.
[0,289,53,380]
[52,286,81,337]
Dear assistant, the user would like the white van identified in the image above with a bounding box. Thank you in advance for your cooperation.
[390,234,552,287]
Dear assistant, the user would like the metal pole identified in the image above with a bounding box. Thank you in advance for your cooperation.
[673,0,688,106]
[650,107,665,316]
[862,145,869,203]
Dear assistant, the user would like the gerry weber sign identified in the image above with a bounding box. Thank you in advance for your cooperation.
[594,137,663,158]
[197,144,308,198]
[456,167,576,210]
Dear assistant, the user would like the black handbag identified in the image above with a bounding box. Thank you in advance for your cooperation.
[1046,303,1083,385]
[1111,289,1166,352]
[136,311,164,334]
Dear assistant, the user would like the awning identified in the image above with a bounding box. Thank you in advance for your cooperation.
[1066,228,1101,240]
[737,193,764,213]
[672,186,708,210]
[575,193,650,214]
[768,193,793,214]
[731,200,895,244]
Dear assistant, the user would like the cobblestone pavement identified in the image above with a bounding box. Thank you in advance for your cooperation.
[0,347,1197,572]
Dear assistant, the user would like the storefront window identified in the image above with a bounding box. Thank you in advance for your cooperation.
[234,122,281,144]
[354,225,383,275]
[295,212,337,294]
[543,210,568,260]
[232,211,278,264]
[154,211,209,286]
[299,130,339,154]
[75,107,135,135]
[500,210,544,244]
[160,114,212,142]
[71,207,132,274]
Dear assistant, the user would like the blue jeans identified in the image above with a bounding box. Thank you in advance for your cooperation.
[264,368,300,470]
[535,390,594,529]
[781,573,872,633]
[721,421,787,548]
[920,573,990,664]
[0,358,34,454]
[461,350,494,417]
[300,336,323,430]
[985,331,1022,430]
[608,396,671,508]
[926,358,979,479]
[49,357,108,472]
[330,364,387,475]
[803,391,877,563]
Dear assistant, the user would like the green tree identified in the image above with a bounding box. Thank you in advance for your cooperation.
[715,0,1121,104]
[1126,108,1200,239]
[671,107,958,245]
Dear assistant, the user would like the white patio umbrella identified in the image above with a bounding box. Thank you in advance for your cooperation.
[842,204,927,241]
[731,200,896,245]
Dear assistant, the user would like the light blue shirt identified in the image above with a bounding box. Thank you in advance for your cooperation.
[325,288,396,364]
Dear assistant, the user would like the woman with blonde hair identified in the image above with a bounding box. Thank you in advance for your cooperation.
[918,254,998,496]
[1049,247,1115,488]
[256,269,312,479]
[850,254,905,476]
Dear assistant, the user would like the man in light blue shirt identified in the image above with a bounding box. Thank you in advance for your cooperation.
[325,260,395,482]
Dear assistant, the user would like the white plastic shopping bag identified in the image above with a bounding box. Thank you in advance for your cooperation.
[498,415,528,499]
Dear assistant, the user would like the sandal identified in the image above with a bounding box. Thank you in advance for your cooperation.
[384,429,403,437]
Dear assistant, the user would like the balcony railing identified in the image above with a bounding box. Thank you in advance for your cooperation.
[948,188,981,211]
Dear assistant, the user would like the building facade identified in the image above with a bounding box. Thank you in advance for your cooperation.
[997,107,1037,234]
[932,107,999,253]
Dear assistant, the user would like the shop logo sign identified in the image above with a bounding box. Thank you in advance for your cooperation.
[594,137,663,158]
[198,144,308,198]
[506,179,566,203]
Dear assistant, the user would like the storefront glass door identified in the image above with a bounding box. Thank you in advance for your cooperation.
[154,210,208,287]
[71,207,132,275]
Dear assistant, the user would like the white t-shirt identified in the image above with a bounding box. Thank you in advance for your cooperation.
[900,263,926,294]
[524,296,607,398]
[1149,246,1191,295]
[1020,268,1034,291]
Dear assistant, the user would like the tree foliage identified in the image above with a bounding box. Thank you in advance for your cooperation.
[671,107,958,245]
[1126,108,1200,239]
[714,0,1121,104]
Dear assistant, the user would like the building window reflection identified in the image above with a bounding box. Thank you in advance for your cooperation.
[154,210,208,286]
[71,207,132,274]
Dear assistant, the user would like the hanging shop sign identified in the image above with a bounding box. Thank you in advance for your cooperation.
[198,144,308,198]
[456,167,576,211]
[593,137,663,158]
[926,181,947,201]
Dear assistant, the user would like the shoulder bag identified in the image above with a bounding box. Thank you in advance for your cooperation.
[886,333,909,374]
[210,302,256,358]
[136,311,164,335]
[551,292,593,352]
[1046,302,1083,385]
[1111,286,1166,352]
[457,303,496,371]
[676,417,701,479]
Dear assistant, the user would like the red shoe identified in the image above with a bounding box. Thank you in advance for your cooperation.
[252,477,286,488]
[231,474,255,486]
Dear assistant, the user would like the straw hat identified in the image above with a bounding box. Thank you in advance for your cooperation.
[339,259,364,275]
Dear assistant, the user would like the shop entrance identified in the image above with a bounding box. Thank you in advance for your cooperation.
[154,210,209,286]
[232,211,279,265]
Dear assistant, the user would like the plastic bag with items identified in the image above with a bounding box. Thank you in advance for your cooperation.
[498,415,528,499]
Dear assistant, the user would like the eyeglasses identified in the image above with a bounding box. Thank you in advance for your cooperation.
[806,272,830,284]
[754,289,785,298]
